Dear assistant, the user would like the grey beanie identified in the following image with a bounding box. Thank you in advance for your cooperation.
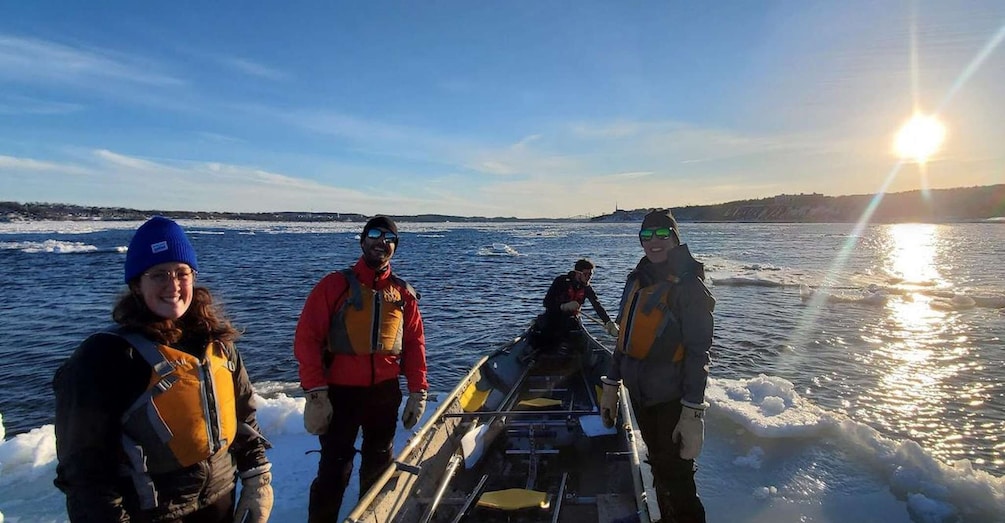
[640,209,681,244]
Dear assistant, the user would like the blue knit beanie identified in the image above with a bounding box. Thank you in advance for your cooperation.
[124,216,199,283]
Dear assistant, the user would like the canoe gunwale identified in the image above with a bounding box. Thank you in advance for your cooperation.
[621,386,656,521]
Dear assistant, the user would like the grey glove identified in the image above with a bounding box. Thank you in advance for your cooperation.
[234,468,273,523]
[401,390,427,429]
[672,402,707,460]
[604,320,620,337]
[303,387,332,435]
[599,376,620,428]
[559,301,581,313]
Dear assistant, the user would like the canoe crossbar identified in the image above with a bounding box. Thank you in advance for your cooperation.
[443,409,597,419]
[415,494,601,507]
[505,449,560,455]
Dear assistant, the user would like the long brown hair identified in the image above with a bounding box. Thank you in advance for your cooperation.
[112,285,240,346]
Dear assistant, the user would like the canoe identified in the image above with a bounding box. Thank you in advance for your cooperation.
[343,323,659,523]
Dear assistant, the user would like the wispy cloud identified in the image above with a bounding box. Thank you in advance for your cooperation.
[81,150,405,213]
[241,104,524,175]
[0,34,184,88]
[453,120,826,185]
[609,171,654,179]
[513,134,542,149]
[568,120,823,163]
[276,108,418,144]
[0,95,84,115]
[240,101,832,190]
[94,149,163,170]
[203,97,869,214]
[195,131,245,144]
[570,121,643,139]
[0,154,91,174]
[474,161,519,175]
[217,56,290,81]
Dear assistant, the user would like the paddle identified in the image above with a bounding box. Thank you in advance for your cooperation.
[418,453,463,523]
[580,312,616,337]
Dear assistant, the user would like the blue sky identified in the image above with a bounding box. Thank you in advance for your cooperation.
[1,1,1004,218]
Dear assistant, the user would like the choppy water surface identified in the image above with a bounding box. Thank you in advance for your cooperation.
[2,220,1003,477]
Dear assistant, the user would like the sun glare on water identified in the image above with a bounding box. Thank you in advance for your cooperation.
[894,113,946,163]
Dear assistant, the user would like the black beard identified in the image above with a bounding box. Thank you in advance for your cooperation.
[364,257,389,271]
[363,249,391,271]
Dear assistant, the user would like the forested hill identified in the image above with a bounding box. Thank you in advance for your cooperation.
[594,184,1005,223]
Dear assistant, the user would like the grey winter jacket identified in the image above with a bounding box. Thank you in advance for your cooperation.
[609,244,715,407]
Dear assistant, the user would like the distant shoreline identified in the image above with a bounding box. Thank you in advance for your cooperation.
[2,214,1003,225]
[4,183,1004,224]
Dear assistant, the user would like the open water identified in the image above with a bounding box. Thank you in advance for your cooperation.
[2,219,1004,485]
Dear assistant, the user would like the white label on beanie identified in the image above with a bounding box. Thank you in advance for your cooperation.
[151,241,168,253]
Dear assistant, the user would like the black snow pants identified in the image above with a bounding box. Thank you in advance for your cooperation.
[308,378,402,522]
[633,400,706,523]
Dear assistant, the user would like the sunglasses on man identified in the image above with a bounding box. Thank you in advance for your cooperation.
[639,227,675,242]
[365,228,398,242]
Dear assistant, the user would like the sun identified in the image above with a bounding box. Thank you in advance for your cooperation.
[894,114,946,163]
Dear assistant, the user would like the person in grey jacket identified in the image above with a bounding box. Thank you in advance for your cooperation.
[600,209,714,523]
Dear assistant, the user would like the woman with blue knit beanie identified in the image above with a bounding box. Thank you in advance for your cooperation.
[53,216,274,523]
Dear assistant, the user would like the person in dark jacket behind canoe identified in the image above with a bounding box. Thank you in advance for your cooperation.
[53,216,273,522]
[534,258,620,351]
[294,215,428,522]
[600,209,714,523]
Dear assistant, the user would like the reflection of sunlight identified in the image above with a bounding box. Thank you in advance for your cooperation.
[887,223,940,285]
[865,223,968,459]
[884,223,942,334]
[887,296,934,332]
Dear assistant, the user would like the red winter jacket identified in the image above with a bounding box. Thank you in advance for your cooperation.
[294,257,428,393]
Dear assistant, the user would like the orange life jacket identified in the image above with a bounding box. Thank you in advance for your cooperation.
[327,268,415,356]
[113,330,238,509]
[616,277,685,362]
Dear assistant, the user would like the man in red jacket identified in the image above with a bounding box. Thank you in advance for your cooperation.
[294,215,428,522]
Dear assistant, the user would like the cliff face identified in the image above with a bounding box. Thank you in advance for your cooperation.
[594,184,1005,223]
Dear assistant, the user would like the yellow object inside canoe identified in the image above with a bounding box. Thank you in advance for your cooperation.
[517,397,562,408]
[476,488,550,510]
[460,382,491,412]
